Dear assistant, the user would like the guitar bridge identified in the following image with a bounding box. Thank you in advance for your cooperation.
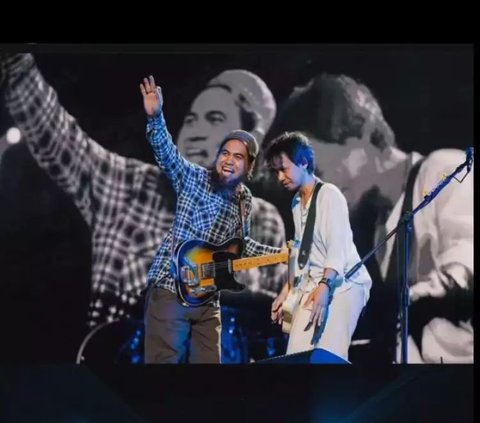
[180,266,199,286]
[191,285,217,295]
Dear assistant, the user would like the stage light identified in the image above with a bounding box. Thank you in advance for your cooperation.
[6,127,21,144]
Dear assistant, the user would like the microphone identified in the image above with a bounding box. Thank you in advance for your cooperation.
[466,147,474,173]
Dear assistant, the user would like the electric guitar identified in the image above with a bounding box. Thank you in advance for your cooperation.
[281,240,303,334]
[281,277,304,334]
[172,237,289,307]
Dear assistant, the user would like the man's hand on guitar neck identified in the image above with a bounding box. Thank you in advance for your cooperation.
[271,282,290,324]
[409,264,471,303]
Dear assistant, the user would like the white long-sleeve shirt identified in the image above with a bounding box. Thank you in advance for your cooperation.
[291,181,372,302]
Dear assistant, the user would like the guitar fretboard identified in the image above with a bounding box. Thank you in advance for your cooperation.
[232,251,288,272]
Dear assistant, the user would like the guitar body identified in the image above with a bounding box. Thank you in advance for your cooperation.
[281,289,302,334]
[281,267,305,334]
[174,237,245,307]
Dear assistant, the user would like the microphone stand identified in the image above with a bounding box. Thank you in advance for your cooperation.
[345,152,473,364]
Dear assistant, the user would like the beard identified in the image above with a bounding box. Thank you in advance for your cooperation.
[210,168,245,193]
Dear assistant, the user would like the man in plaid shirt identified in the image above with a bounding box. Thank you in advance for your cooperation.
[0,54,286,348]
[141,75,282,363]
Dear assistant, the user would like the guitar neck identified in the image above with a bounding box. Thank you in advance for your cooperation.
[232,251,288,272]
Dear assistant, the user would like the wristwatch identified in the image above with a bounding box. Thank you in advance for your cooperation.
[318,277,334,290]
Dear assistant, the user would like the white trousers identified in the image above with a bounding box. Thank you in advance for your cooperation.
[286,282,366,361]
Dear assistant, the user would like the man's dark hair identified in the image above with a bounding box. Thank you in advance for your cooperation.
[264,131,315,174]
[263,73,396,152]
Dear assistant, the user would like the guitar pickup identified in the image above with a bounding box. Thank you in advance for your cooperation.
[191,285,217,295]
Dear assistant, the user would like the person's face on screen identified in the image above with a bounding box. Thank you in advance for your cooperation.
[310,133,380,210]
[177,86,241,168]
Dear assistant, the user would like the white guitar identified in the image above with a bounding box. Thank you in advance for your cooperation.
[281,278,307,334]
[281,240,306,334]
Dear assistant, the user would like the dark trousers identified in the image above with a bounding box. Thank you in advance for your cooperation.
[144,287,221,363]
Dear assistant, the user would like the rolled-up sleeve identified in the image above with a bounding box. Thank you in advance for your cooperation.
[320,186,351,277]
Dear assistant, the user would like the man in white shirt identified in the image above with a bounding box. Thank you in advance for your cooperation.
[265,131,372,362]
[262,73,474,363]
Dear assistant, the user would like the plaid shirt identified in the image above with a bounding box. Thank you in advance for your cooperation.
[146,113,282,292]
[1,53,286,328]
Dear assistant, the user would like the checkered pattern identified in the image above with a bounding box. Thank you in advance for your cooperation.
[146,113,282,291]
[1,53,286,329]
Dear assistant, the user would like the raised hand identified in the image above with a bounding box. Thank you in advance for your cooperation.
[139,75,163,117]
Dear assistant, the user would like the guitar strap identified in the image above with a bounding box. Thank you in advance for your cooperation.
[298,181,324,270]
[385,157,425,290]
[238,186,246,240]
[281,182,323,333]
